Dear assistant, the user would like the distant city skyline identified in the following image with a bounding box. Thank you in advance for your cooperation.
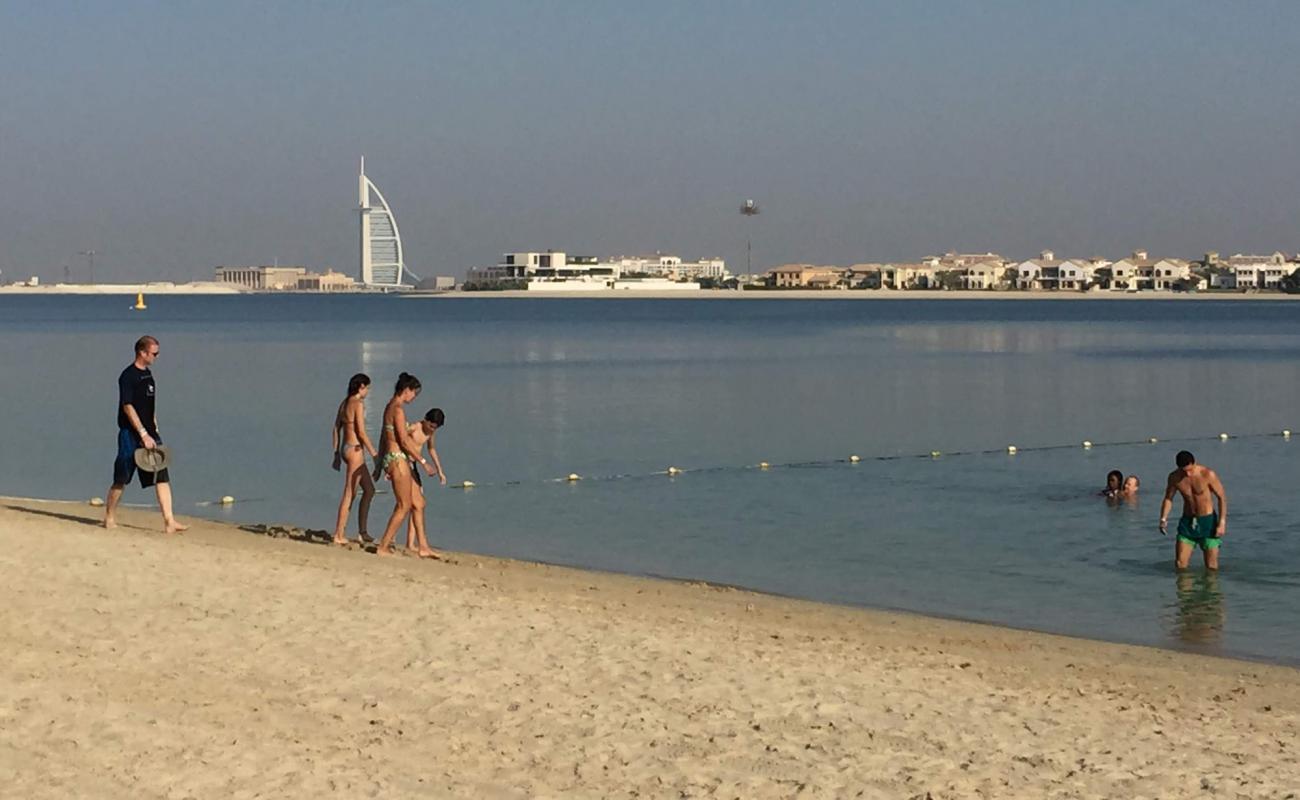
[2,1,1299,283]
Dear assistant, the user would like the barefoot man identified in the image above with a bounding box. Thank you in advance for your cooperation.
[1159,450,1226,570]
[104,335,188,534]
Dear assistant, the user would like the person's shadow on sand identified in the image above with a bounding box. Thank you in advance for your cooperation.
[3,503,107,528]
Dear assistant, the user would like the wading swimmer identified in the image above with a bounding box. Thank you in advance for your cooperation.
[331,373,380,546]
[104,336,188,534]
[1159,451,1228,570]
[374,373,428,556]
[404,408,447,559]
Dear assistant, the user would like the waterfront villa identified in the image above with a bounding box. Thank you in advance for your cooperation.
[768,264,846,288]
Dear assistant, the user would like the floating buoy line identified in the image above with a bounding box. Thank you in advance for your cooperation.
[188,429,1292,507]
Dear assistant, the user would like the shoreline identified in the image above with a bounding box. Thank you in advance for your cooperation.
[4,284,1300,300]
[5,492,1295,670]
[3,496,1297,797]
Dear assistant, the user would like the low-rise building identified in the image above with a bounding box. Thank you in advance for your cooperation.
[881,263,935,289]
[961,260,1006,290]
[297,270,357,292]
[1227,252,1289,290]
[469,250,722,285]
[768,264,846,288]
[216,265,357,291]
[610,254,728,281]
[215,265,308,290]
[844,263,886,289]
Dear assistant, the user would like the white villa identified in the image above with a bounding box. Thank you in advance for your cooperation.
[467,251,724,287]
[1211,252,1291,290]
[1012,251,1109,290]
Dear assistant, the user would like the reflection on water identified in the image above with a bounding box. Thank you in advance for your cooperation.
[1169,571,1226,646]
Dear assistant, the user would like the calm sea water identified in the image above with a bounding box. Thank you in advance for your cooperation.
[2,295,1298,663]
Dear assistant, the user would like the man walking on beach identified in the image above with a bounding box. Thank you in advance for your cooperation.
[104,335,188,534]
[1159,451,1226,570]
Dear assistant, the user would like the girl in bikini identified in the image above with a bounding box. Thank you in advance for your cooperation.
[374,372,427,556]
[404,408,447,558]
[331,373,379,545]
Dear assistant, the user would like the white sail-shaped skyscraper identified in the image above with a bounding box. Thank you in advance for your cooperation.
[358,158,406,287]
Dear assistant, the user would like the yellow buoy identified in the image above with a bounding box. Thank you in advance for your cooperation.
[219,495,235,505]
[849,454,861,463]
[566,473,582,482]
[930,450,942,458]
[1006,445,1017,454]
[458,480,476,489]
[1148,437,1159,444]
[133,292,147,310]
[757,462,769,470]
[1284,429,1292,439]
[1219,432,1229,440]
[1082,440,1093,449]
[666,466,683,475]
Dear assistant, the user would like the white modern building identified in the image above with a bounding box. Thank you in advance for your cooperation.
[609,254,729,281]
[467,250,723,286]
[358,158,406,288]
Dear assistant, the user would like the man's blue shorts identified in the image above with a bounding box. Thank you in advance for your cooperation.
[112,428,169,488]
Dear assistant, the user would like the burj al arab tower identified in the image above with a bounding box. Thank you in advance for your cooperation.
[358,158,406,287]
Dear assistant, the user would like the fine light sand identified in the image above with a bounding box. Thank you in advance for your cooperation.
[2,499,1297,799]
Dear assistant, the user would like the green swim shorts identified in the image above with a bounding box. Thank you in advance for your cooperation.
[1176,513,1222,550]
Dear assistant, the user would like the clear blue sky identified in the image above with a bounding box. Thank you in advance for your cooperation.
[2,1,1298,282]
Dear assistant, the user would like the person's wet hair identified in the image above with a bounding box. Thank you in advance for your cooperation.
[1107,470,1123,487]
[1176,450,1196,468]
[347,373,370,396]
[394,372,422,395]
[424,408,445,427]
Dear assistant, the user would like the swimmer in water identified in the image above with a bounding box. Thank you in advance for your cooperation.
[1100,470,1123,498]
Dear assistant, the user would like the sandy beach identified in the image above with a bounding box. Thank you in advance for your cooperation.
[2,498,1297,798]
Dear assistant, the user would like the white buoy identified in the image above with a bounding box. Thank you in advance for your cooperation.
[849,454,861,463]
[757,462,770,470]
[1148,437,1159,444]
[566,473,582,482]
[219,495,235,505]
[88,497,105,507]
[1219,432,1229,440]
[459,480,476,489]
[666,466,683,476]
[1006,445,1017,454]
[1082,440,1093,449]
[1284,429,1292,439]
[930,450,942,458]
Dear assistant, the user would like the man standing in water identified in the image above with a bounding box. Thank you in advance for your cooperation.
[104,336,188,534]
[1159,450,1227,570]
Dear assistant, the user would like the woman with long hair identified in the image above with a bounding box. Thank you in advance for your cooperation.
[374,372,427,556]
[331,373,379,545]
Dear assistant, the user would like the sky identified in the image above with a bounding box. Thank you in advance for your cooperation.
[2,0,1299,283]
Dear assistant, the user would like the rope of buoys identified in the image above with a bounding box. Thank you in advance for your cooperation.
[182,428,1293,505]
[432,429,1293,492]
